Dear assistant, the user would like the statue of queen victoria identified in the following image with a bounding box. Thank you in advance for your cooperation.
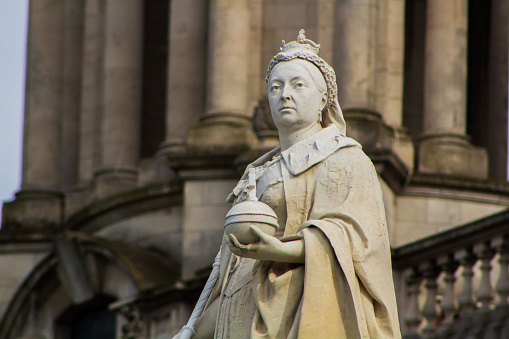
[175,30,401,339]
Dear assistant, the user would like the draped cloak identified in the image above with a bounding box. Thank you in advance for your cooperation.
[203,125,401,338]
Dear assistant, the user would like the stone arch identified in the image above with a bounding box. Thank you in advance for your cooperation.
[0,231,177,339]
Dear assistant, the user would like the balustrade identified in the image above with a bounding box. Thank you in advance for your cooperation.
[392,210,509,339]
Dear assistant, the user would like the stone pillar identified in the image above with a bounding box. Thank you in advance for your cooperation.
[486,0,508,179]
[158,0,208,155]
[375,0,405,128]
[93,0,144,197]
[63,0,104,217]
[186,0,257,154]
[21,0,64,192]
[2,0,65,230]
[60,0,84,192]
[334,0,414,170]
[77,0,103,185]
[246,0,264,115]
[317,0,335,65]
[418,0,488,178]
[334,0,377,111]
[204,0,250,124]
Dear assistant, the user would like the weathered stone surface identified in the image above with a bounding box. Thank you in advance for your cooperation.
[419,138,489,179]
[187,123,258,155]
[2,192,62,231]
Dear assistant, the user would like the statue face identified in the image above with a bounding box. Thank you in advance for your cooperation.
[267,61,327,131]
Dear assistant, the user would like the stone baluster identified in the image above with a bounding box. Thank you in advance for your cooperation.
[465,242,495,338]
[435,255,459,337]
[420,262,440,338]
[475,242,495,311]
[404,271,423,339]
[486,236,509,339]
[494,236,509,307]
[456,249,478,315]
[452,249,478,339]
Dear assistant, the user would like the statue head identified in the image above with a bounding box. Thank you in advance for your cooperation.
[265,29,346,135]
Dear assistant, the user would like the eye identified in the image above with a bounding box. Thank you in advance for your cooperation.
[295,82,305,89]
[271,84,281,92]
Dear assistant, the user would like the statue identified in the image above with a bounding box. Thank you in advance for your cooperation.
[175,30,401,339]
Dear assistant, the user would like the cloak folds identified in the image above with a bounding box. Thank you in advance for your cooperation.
[206,125,401,339]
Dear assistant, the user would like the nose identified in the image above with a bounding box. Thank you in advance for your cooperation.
[281,86,291,101]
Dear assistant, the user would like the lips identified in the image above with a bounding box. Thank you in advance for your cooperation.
[280,106,295,111]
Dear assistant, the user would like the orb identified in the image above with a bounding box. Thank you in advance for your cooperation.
[224,200,278,245]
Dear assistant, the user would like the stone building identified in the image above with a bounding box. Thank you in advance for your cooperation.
[1,0,509,338]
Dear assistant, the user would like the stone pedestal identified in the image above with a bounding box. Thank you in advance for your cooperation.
[93,168,139,200]
[2,191,62,231]
[187,123,257,155]
[418,134,488,179]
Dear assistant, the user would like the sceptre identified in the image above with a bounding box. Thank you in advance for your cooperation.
[177,248,221,339]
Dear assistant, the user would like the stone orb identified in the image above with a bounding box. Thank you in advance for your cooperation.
[224,200,278,245]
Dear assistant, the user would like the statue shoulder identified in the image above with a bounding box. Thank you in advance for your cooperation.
[322,143,373,173]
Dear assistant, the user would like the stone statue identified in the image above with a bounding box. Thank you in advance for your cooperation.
[175,30,401,339]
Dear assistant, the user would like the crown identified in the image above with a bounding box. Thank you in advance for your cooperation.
[266,29,337,108]
[280,29,320,55]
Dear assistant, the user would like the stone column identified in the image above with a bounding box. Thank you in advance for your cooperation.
[64,0,104,217]
[317,0,335,65]
[379,0,414,169]
[486,0,508,179]
[77,0,103,185]
[376,0,405,128]
[158,0,208,155]
[186,0,257,154]
[2,0,65,230]
[21,0,64,193]
[334,0,414,169]
[204,0,250,124]
[94,0,144,197]
[60,0,84,192]
[334,0,377,111]
[418,0,488,178]
[246,0,264,115]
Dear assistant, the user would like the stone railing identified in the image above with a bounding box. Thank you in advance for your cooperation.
[392,209,509,339]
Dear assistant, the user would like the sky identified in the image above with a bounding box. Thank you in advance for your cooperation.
[0,0,28,219]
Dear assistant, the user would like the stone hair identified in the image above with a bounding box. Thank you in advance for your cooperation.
[265,50,338,108]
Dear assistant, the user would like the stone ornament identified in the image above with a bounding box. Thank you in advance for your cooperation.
[224,168,278,245]
[175,30,401,339]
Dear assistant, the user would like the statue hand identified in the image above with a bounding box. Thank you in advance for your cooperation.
[226,226,305,264]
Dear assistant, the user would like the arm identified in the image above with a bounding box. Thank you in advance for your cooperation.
[226,226,305,264]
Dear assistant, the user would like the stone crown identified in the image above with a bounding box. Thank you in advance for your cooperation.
[280,29,320,54]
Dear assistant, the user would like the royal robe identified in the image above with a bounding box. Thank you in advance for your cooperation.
[204,125,401,339]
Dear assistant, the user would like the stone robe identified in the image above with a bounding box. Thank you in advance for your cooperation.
[205,125,401,339]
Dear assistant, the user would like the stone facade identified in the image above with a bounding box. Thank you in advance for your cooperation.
[1,0,508,338]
